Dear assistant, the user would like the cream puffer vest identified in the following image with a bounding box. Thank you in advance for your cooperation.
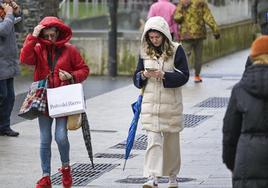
[141,42,184,133]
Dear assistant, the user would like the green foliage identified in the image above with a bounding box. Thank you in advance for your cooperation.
[202,21,253,63]
[118,50,137,75]
[60,2,107,19]
[20,65,33,77]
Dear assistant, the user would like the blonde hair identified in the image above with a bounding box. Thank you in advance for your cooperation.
[252,54,268,65]
[144,30,174,61]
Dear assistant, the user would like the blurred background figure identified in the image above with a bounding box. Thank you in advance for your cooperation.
[245,0,268,69]
[223,35,268,188]
[174,0,220,83]
[0,0,22,137]
[147,0,179,41]
[252,0,268,35]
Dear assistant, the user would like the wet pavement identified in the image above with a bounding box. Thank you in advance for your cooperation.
[1,49,250,188]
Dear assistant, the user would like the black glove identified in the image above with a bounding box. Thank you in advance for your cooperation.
[214,33,220,40]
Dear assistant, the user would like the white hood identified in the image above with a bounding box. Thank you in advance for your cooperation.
[141,16,172,44]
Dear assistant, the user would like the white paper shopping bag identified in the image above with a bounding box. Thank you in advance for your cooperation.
[47,83,86,118]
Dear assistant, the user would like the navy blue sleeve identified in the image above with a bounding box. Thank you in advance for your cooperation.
[163,45,189,88]
[133,55,147,89]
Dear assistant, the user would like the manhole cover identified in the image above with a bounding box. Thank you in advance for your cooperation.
[184,114,213,127]
[51,163,119,186]
[110,141,147,150]
[195,97,229,108]
[110,134,147,150]
[136,134,147,142]
[116,177,195,184]
[94,153,136,159]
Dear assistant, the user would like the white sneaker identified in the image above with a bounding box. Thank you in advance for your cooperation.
[168,175,178,188]
[143,176,158,188]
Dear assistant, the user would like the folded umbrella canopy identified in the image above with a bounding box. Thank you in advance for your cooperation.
[81,113,94,168]
[123,92,143,171]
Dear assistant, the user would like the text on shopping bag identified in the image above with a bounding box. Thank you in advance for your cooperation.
[47,83,86,118]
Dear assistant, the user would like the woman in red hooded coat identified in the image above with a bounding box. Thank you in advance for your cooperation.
[20,16,90,188]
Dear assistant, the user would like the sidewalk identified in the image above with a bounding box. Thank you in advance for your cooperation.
[0,49,249,188]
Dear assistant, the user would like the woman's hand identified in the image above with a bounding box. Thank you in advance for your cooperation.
[59,69,73,81]
[147,70,165,79]
[142,70,151,79]
[1,3,13,15]
[32,24,45,37]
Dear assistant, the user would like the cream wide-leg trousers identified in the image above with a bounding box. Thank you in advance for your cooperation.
[143,131,181,177]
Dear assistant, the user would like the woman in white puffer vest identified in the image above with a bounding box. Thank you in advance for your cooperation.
[133,16,189,188]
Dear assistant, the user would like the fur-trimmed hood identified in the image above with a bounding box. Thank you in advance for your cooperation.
[241,54,268,99]
[241,36,268,98]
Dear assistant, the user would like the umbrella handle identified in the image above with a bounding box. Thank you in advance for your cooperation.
[123,160,127,171]
[141,87,145,96]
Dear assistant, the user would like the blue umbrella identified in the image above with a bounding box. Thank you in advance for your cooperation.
[123,92,143,171]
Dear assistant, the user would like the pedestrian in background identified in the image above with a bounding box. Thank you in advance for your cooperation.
[0,1,22,137]
[147,0,179,40]
[20,16,89,188]
[222,35,268,188]
[244,0,268,70]
[174,0,220,83]
[133,16,189,188]
[252,0,268,35]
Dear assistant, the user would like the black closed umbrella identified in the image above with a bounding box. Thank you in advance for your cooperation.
[81,113,94,168]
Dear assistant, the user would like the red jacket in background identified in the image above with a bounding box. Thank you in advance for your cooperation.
[20,16,89,88]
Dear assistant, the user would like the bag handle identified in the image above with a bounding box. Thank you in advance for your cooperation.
[47,48,62,87]
[47,48,61,75]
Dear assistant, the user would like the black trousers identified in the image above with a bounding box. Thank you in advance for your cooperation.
[0,78,15,131]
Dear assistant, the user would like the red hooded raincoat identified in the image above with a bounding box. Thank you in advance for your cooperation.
[20,16,89,88]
